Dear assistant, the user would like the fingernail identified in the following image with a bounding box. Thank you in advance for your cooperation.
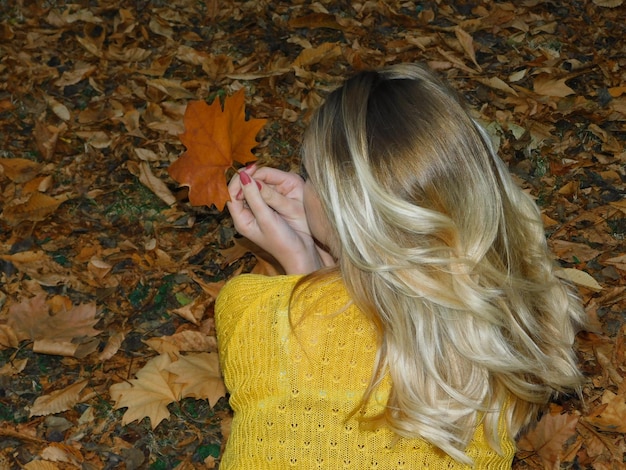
[256,181,262,191]
[240,171,252,185]
[236,189,243,199]
[245,163,256,170]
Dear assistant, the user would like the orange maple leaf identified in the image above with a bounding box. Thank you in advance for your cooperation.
[168,89,267,210]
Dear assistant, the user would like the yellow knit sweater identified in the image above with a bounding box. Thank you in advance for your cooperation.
[215,274,515,469]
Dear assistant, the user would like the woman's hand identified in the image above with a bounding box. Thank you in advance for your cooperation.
[226,166,331,274]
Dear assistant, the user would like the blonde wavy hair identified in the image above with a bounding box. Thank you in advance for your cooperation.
[298,63,586,463]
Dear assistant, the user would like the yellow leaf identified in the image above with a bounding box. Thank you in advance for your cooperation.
[30,380,88,417]
[109,354,183,429]
[167,353,226,407]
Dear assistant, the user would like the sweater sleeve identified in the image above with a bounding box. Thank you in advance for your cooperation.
[214,274,302,380]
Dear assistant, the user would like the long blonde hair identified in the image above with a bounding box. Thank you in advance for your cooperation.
[298,63,586,463]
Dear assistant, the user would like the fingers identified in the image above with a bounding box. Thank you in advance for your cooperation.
[249,167,305,199]
[238,171,276,226]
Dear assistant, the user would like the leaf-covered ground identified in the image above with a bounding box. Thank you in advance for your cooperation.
[1,1,625,468]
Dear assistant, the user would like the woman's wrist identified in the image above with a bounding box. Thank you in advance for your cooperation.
[279,242,323,275]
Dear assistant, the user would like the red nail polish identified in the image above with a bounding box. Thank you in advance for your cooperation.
[236,189,243,199]
[256,181,262,191]
[240,171,252,185]
[245,163,256,170]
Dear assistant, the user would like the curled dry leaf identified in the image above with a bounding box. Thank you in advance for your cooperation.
[127,160,176,206]
[0,358,28,376]
[98,331,126,361]
[29,380,88,417]
[167,89,267,210]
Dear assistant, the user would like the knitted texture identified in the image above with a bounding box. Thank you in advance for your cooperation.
[215,274,515,469]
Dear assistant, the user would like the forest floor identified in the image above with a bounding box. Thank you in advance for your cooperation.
[0,0,625,469]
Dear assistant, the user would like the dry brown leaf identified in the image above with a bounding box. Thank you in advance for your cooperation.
[29,380,88,417]
[98,331,126,361]
[0,358,28,376]
[34,120,67,160]
[144,330,217,354]
[45,95,71,121]
[168,89,267,210]
[584,390,626,432]
[555,268,602,292]
[0,250,73,287]
[23,461,60,470]
[475,77,518,96]
[454,27,481,70]
[147,78,196,99]
[292,42,342,68]
[171,297,208,325]
[7,294,100,344]
[0,157,41,183]
[1,192,70,225]
[167,352,226,407]
[549,239,602,263]
[110,353,183,428]
[0,324,20,349]
[518,406,579,469]
[533,74,575,97]
[127,160,176,206]
[41,443,84,466]
[592,0,623,6]
[33,337,99,358]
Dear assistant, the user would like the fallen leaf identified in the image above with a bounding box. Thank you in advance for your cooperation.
[0,358,28,376]
[127,160,176,206]
[518,406,579,469]
[1,192,70,225]
[592,0,623,6]
[533,74,575,97]
[98,331,126,361]
[0,157,41,183]
[584,390,626,432]
[30,380,88,417]
[454,27,481,70]
[0,324,20,350]
[23,462,60,470]
[167,89,267,210]
[167,352,226,407]
[7,294,100,344]
[144,330,217,354]
[292,42,342,68]
[109,354,183,428]
[556,268,602,292]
